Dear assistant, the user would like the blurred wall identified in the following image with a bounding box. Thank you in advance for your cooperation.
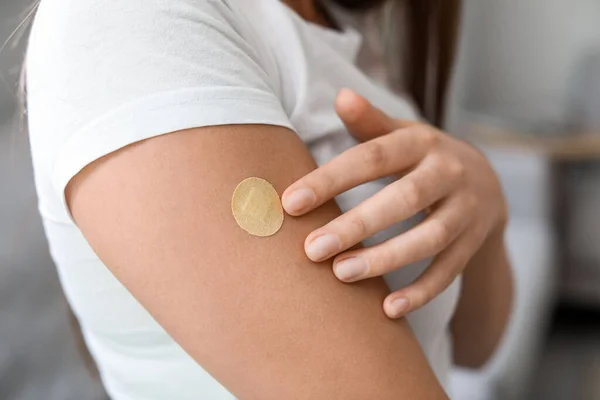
[0,0,30,115]
[461,0,600,127]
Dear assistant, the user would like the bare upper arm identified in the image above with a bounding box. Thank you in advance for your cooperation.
[66,124,447,399]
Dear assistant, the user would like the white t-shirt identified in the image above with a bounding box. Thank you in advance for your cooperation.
[26,0,461,398]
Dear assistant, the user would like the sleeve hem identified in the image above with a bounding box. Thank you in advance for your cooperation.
[51,87,294,222]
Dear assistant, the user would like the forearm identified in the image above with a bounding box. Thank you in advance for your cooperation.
[451,225,514,368]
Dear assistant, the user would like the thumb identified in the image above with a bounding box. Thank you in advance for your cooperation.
[335,89,420,142]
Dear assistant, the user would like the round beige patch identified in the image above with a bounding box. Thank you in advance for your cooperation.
[231,177,284,237]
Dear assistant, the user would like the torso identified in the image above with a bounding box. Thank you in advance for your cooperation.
[27,1,460,398]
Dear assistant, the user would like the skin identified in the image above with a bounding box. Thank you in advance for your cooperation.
[284,89,514,367]
[67,125,448,399]
[282,0,324,23]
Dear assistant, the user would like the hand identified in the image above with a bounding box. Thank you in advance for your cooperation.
[282,89,508,319]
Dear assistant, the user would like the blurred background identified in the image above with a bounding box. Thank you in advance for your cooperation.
[1,0,600,399]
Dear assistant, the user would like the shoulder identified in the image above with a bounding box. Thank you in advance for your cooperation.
[26,0,293,129]
[25,0,291,143]
[27,0,289,65]
[27,0,268,79]
[26,0,295,219]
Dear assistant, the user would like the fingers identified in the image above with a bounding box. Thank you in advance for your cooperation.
[304,154,463,262]
[335,89,421,142]
[283,89,434,217]
[335,89,397,141]
[383,226,485,319]
[331,194,472,281]
[282,126,436,216]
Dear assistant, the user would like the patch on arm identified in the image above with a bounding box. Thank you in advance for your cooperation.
[231,177,284,237]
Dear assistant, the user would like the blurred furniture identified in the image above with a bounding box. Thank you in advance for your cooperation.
[465,120,600,307]
[465,124,600,160]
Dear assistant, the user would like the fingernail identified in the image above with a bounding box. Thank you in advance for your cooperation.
[306,234,340,262]
[334,258,368,282]
[283,188,316,214]
[388,297,410,318]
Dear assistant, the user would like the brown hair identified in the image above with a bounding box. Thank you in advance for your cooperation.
[331,0,462,127]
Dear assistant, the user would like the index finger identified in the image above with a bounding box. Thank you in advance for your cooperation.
[336,89,422,142]
[282,127,433,216]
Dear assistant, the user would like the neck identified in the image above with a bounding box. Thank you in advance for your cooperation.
[282,0,330,27]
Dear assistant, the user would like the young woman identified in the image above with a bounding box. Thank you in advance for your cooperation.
[25,0,512,398]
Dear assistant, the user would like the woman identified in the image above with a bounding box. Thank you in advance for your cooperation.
[25,0,512,398]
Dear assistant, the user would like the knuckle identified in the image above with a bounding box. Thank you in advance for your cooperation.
[425,152,447,172]
[369,248,395,275]
[361,141,387,171]
[399,179,422,210]
[448,158,466,180]
[348,213,369,238]
[429,220,452,249]
[362,253,382,276]
[428,153,465,181]
[314,170,336,196]
[420,127,439,148]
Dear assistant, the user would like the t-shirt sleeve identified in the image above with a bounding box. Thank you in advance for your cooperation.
[26,0,292,217]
